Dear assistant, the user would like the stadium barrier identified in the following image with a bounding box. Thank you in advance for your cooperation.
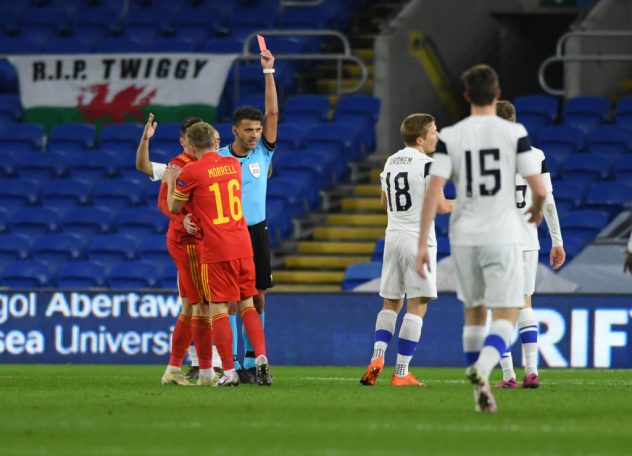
[0,290,630,368]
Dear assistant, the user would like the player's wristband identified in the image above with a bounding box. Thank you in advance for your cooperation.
[263,68,275,74]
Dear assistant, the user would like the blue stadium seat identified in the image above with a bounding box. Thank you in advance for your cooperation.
[342,261,382,290]
[11,208,60,236]
[137,235,170,269]
[120,9,170,46]
[0,37,41,54]
[19,7,70,44]
[235,94,265,113]
[614,96,632,129]
[72,8,122,42]
[276,123,305,152]
[150,123,181,155]
[117,207,168,236]
[49,123,96,152]
[267,178,305,219]
[93,177,146,209]
[275,151,335,190]
[95,36,146,53]
[285,95,330,125]
[0,94,22,126]
[0,123,45,152]
[147,37,197,52]
[88,233,138,268]
[44,37,93,53]
[159,262,177,289]
[57,260,107,288]
[99,123,144,151]
[266,198,292,245]
[333,95,381,154]
[213,122,234,145]
[200,38,244,53]
[228,7,276,39]
[41,179,92,209]
[1,260,51,288]
[172,6,224,44]
[550,181,586,214]
[0,233,32,269]
[305,124,354,178]
[434,214,450,236]
[65,151,120,182]
[372,237,385,262]
[612,155,632,181]
[0,179,41,209]
[279,4,330,29]
[559,153,612,184]
[563,96,611,134]
[15,153,66,182]
[585,125,632,155]
[0,207,10,233]
[514,94,558,138]
[61,207,117,236]
[437,235,451,259]
[539,235,587,263]
[561,209,611,242]
[537,125,585,156]
[32,233,85,270]
[108,260,159,289]
[274,169,320,211]
[584,182,632,215]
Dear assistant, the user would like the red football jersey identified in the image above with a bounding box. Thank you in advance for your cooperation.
[157,151,202,245]
[173,152,253,263]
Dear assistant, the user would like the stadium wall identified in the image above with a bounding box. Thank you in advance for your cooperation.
[1,291,631,368]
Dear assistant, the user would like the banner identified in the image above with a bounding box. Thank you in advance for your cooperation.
[1,291,631,368]
[9,53,237,129]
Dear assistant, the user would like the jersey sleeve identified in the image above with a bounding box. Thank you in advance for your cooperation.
[261,136,276,157]
[150,162,166,182]
[158,181,185,223]
[515,128,540,178]
[173,167,195,202]
[430,139,452,179]
[379,169,387,193]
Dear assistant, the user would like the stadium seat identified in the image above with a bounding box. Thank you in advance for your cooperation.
[108,260,159,289]
[0,123,45,152]
[213,123,234,145]
[561,209,611,242]
[32,233,85,270]
[92,178,146,209]
[19,7,70,44]
[200,38,244,53]
[44,37,93,53]
[172,6,224,44]
[584,182,632,215]
[137,235,170,269]
[305,124,354,177]
[117,207,168,237]
[49,123,96,152]
[550,181,586,214]
[0,179,41,209]
[159,262,177,289]
[559,154,612,184]
[11,208,60,236]
[0,37,41,54]
[514,94,558,138]
[333,95,381,154]
[147,37,197,53]
[0,233,32,269]
[274,169,320,211]
[95,36,146,53]
[0,94,22,126]
[60,207,117,236]
[150,122,181,153]
[275,151,335,190]
[276,123,305,152]
[372,237,385,262]
[41,179,92,209]
[266,198,292,245]
[585,125,632,155]
[72,8,122,42]
[279,4,330,29]
[88,233,138,268]
[285,95,330,126]
[268,177,307,219]
[612,155,632,181]
[57,260,107,288]
[342,261,382,290]
[1,260,51,288]
[120,9,170,46]
[15,153,66,183]
[537,125,585,156]
[538,235,588,263]
[614,96,632,129]
[0,207,10,233]
[563,96,611,133]
[235,94,265,113]
[65,150,121,182]
[228,7,276,39]
[99,123,144,151]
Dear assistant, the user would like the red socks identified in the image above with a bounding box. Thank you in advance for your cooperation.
[211,313,234,371]
[191,316,213,369]
[168,313,192,367]
[240,307,266,358]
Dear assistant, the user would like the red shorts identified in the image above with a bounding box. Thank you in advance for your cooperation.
[200,257,257,303]
[167,238,204,304]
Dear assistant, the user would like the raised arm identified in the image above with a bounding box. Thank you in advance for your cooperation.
[261,49,278,144]
[136,113,157,177]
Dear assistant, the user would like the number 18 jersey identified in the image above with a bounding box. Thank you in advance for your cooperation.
[380,147,436,246]
[430,115,540,246]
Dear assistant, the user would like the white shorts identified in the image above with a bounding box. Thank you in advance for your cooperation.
[523,250,538,297]
[452,244,525,309]
[379,231,437,300]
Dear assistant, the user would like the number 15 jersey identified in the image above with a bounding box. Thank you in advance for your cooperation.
[174,151,253,264]
[380,147,436,246]
[430,115,540,247]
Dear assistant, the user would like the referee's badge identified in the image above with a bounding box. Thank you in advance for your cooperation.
[248,162,261,178]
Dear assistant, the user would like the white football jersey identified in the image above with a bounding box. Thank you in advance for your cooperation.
[380,147,436,246]
[431,115,540,246]
[515,147,554,251]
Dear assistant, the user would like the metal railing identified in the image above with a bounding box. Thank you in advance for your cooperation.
[538,30,632,96]
[232,30,368,99]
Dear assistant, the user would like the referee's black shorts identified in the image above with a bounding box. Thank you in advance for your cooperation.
[248,220,274,290]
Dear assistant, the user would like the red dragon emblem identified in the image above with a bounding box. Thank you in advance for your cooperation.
[77,83,157,123]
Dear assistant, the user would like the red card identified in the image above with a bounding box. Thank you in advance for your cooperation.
[257,34,267,51]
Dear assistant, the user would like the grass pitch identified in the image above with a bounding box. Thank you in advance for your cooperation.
[1,365,631,456]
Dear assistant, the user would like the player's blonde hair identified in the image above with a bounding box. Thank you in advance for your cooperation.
[496,100,516,122]
[186,122,217,150]
[400,113,435,146]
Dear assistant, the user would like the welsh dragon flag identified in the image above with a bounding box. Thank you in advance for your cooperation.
[9,53,237,130]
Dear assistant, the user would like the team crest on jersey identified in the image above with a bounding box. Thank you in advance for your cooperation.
[248,162,261,178]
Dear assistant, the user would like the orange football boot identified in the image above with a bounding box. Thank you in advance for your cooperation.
[390,373,427,387]
[359,357,384,385]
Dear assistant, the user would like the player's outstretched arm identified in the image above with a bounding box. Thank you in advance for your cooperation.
[261,49,278,144]
[417,175,446,278]
[136,113,157,177]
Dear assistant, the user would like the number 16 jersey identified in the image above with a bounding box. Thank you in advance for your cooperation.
[380,147,436,246]
[430,115,540,247]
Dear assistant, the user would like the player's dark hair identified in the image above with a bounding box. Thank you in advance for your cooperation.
[496,100,516,122]
[186,122,216,150]
[233,106,264,126]
[461,64,499,106]
[179,116,203,137]
[400,113,435,147]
